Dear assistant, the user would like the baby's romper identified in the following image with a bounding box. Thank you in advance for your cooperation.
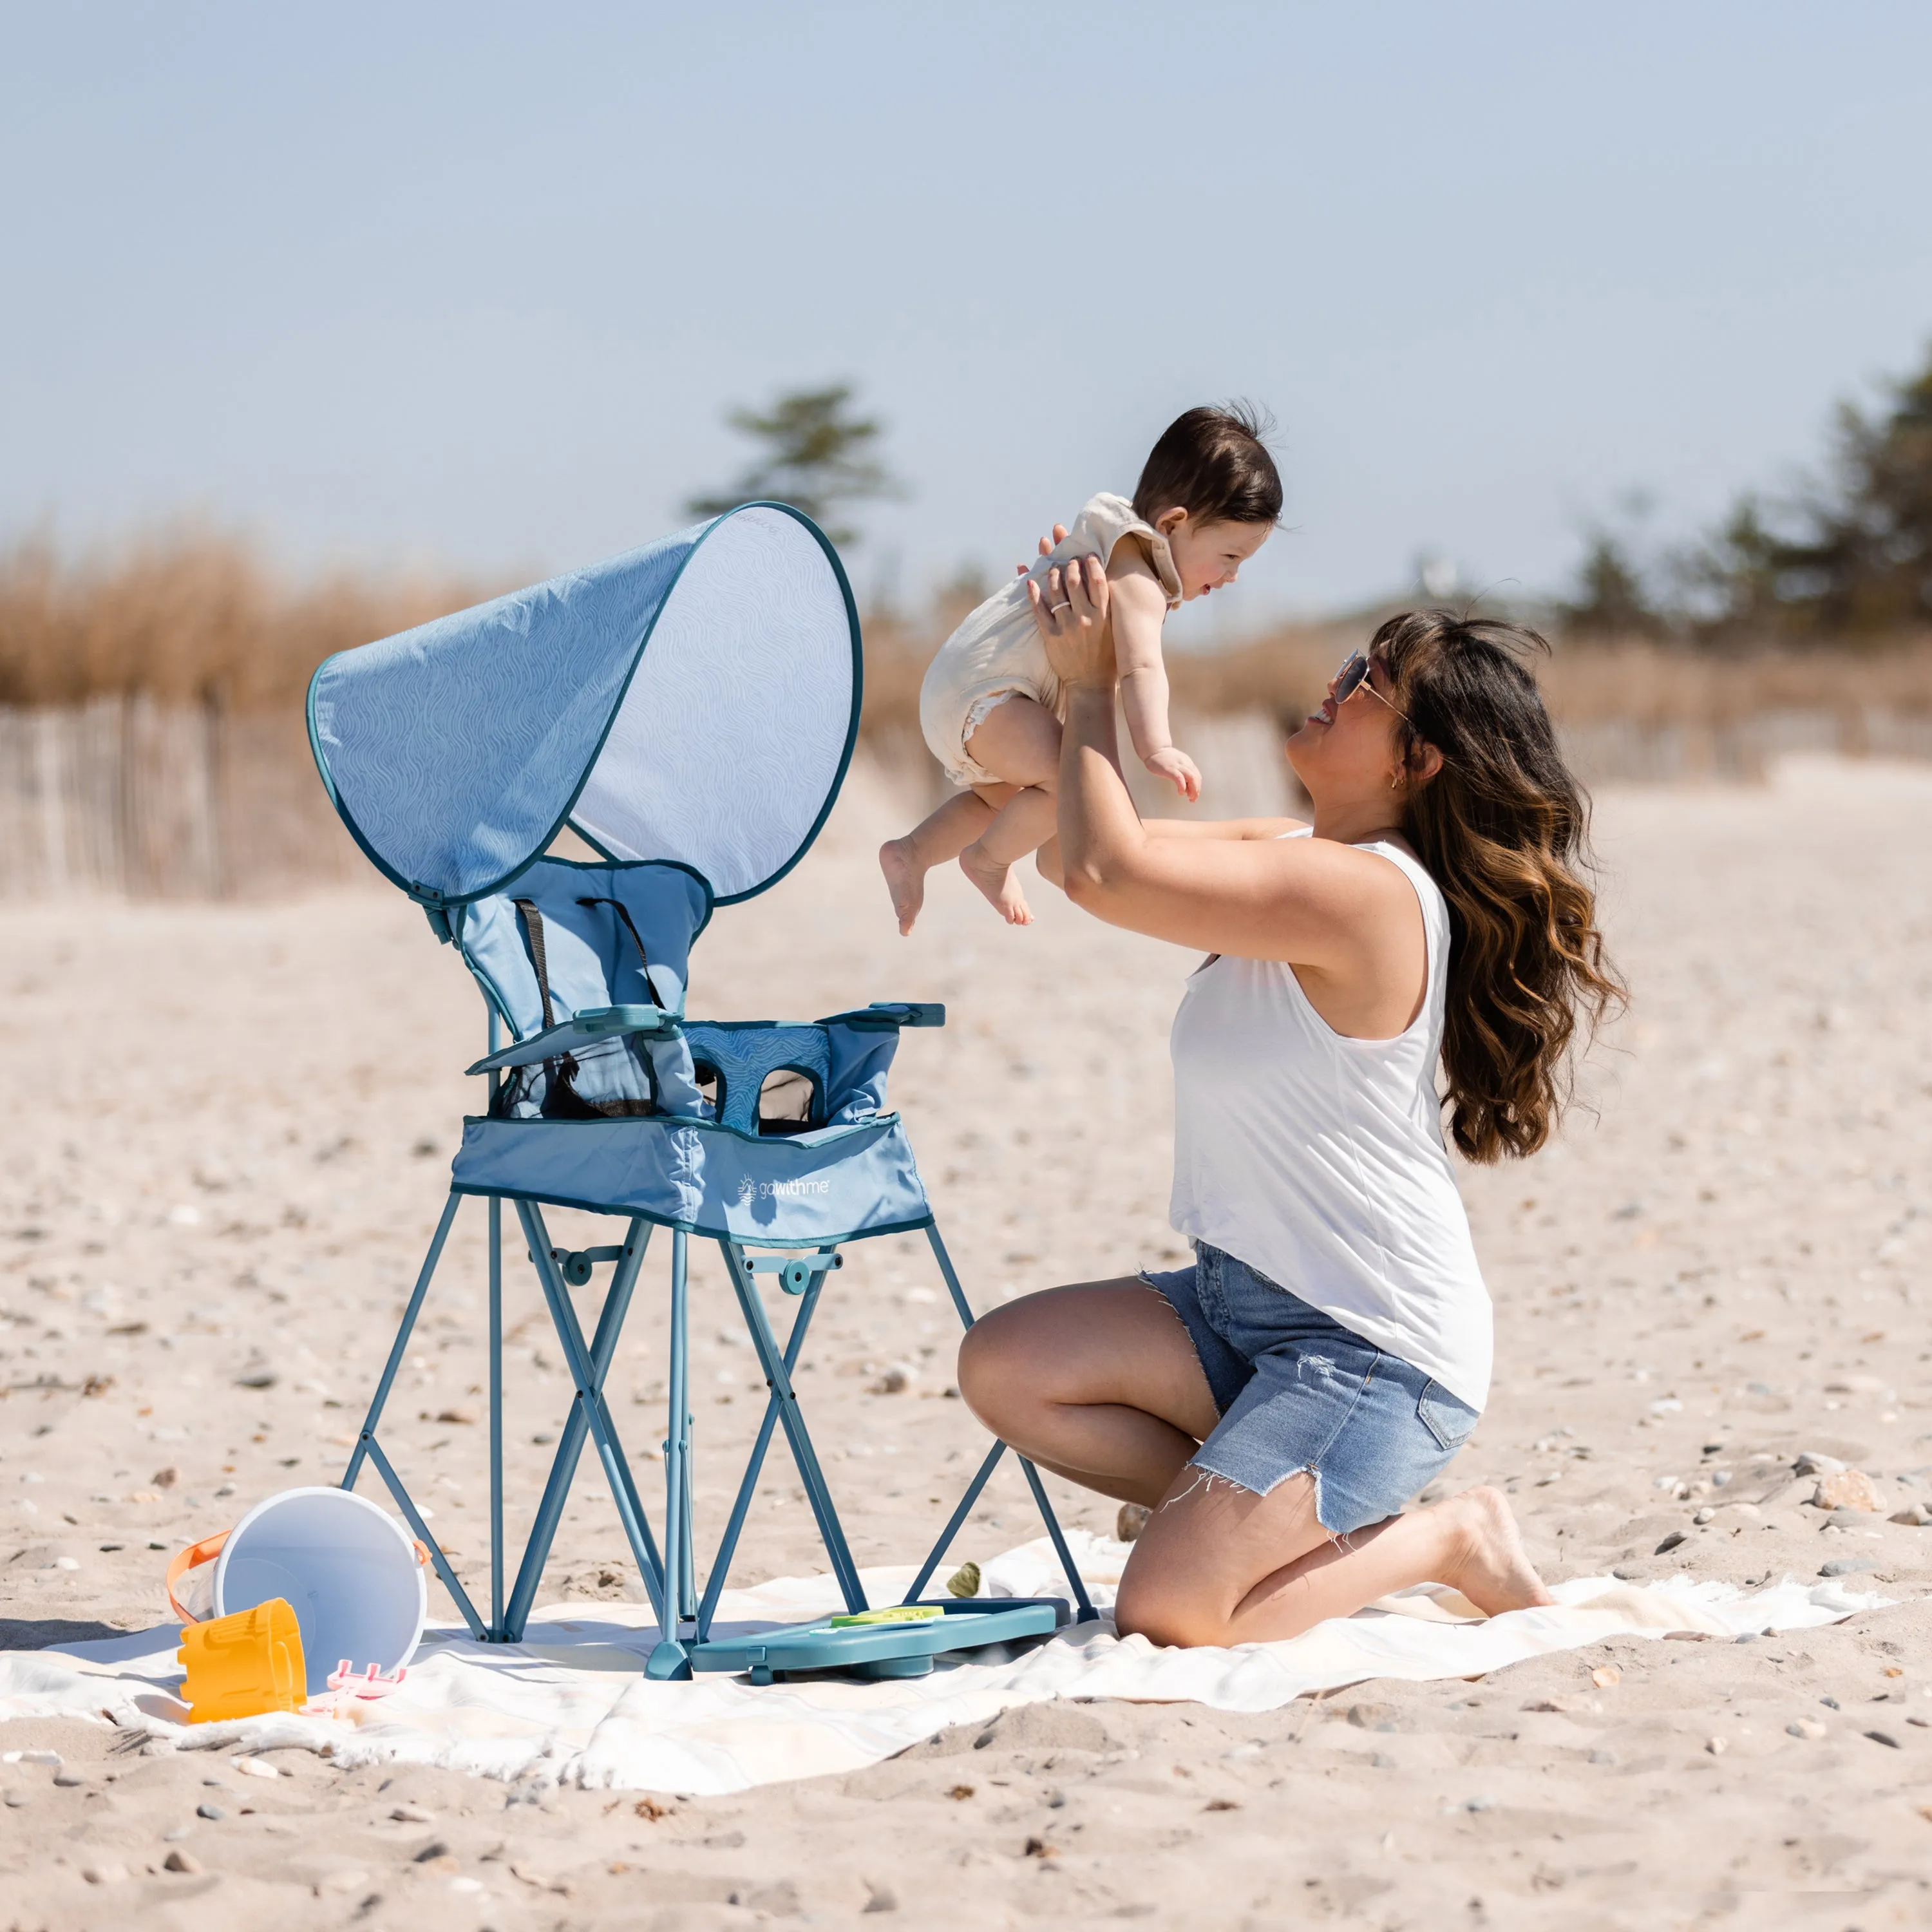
[918,493,1183,790]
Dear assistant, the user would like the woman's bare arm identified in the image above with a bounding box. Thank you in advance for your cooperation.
[1055,691,1411,967]
[1142,816,1307,840]
[1032,560,1414,972]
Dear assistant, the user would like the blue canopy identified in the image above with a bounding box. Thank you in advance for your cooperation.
[307,503,862,907]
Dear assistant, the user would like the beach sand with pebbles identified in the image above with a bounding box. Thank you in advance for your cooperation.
[3,751,1932,1927]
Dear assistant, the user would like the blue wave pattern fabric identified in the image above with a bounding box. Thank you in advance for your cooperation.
[311,532,694,902]
[307,504,860,908]
[572,508,857,903]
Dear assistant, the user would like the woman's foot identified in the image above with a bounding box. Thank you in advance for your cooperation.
[879,838,926,936]
[960,842,1033,925]
[1438,1486,1555,1617]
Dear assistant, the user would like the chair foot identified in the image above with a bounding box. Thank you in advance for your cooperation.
[853,1653,934,1680]
[645,1638,693,1681]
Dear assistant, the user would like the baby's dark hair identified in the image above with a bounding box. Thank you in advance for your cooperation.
[1132,403,1282,527]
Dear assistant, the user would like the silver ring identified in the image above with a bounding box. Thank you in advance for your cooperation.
[1048,600,1072,613]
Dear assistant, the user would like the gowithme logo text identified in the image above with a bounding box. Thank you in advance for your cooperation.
[737,1176,832,1200]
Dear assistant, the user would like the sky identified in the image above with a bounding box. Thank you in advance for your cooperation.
[4,3,1930,636]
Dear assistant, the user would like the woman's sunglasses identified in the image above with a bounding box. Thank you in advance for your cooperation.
[1333,651,1412,728]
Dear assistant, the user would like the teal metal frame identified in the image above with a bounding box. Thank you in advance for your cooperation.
[340,1005,1098,1674]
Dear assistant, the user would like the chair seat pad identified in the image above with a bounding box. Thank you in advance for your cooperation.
[450,1112,932,1243]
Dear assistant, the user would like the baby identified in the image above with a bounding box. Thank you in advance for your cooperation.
[880,405,1282,932]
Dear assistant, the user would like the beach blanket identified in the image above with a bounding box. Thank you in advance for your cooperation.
[0,1533,1890,1796]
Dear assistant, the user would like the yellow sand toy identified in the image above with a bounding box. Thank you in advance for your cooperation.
[176,1597,306,1723]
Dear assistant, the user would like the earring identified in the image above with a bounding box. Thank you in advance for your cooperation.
[1388,771,1403,791]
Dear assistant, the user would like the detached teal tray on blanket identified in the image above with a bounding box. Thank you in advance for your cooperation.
[689,1598,1070,1683]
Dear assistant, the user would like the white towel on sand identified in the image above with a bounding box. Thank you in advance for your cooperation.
[0,1533,1889,1797]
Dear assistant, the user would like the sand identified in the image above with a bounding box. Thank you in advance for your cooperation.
[3,750,1932,1927]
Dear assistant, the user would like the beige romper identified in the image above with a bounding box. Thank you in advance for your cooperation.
[917,492,1184,789]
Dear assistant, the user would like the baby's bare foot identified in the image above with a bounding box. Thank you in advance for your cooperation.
[959,844,1033,926]
[1439,1486,1554,1618]
[879,838,926,936]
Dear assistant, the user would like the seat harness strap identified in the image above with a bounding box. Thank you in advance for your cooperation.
[511,899,558,1032]
[576,896,662,1007]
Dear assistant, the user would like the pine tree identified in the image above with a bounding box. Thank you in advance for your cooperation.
[1557,529,1664,638]
[686,384,905,547]
[1697,343,1932,638]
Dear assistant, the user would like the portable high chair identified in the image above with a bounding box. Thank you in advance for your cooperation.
[308,504,1093,1680]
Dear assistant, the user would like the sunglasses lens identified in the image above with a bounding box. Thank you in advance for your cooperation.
[1335,655,1367,699]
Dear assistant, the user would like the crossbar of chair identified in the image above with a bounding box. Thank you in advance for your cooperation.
[694,1243,835,1640]
[363,1434,486,1637]
[502,1214,663,1638]
[515,1200,669,1629]
[341,1190,491,1633]
[719,1240,867,1616]
[899,1439,1006,1605]
[343,1189,462,1496]
[916,1223,1099,1623]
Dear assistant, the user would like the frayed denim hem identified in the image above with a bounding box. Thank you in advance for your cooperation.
[1182,1454,1348,1538]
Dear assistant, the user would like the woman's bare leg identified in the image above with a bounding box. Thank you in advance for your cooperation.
[956,1282,1220,1507]
[880,783,1017,936]
[961,1282,1552,1647]
[1116,1467,1553,1647]
[955,697,1061,925]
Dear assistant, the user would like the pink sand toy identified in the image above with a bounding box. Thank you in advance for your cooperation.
[327,1660,408,1700]
[300,1658,410,1721]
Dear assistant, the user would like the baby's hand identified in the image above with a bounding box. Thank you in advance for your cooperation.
[1017,524,1070,574]
[1144,746,1202,803]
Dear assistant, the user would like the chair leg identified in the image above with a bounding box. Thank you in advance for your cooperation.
[489,1194,504,1637]
[902,1439,1006,1604]
[924,1222,1099,1622]
[646,1229,696,1679]
[364,1435,487,1637]
[695,1243,834,1641]
[339,1191,489,1634]
[517,1202,670,1636]
[719,1242,867,1615]
[343,1190,462,1493]
[502,1216,661,1640]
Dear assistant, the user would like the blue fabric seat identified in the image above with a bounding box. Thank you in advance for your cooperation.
[439,856,939,1244]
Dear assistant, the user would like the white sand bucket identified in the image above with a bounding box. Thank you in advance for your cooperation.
[169,1488,428,1697]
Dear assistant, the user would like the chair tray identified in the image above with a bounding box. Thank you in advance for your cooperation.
[687,1598,1068,1681]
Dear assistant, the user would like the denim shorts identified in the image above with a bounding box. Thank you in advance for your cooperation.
[1141,1242,1481,1535]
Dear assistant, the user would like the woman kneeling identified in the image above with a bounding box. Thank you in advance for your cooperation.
[958,576,1622,1647]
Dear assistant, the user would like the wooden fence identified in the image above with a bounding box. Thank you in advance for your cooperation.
[1,698,1929,899]
[0,699,362,897]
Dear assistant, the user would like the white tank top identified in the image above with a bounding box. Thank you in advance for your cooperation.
[1168,830,1492,1408]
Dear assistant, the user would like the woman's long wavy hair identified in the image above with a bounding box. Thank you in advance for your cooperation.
[1373,610,1625,1162]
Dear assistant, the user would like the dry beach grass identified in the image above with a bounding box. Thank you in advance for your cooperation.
[2,753,1932,1926]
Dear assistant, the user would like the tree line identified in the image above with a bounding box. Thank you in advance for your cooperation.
[1561,341,1932,646]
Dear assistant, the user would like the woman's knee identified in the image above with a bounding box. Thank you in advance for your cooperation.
[1113,1564,1226,1649]
[955,1304,1036,1430]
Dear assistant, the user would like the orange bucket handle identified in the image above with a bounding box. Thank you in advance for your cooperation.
[167,1522,430,1623]
[165,1530,229,1624]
